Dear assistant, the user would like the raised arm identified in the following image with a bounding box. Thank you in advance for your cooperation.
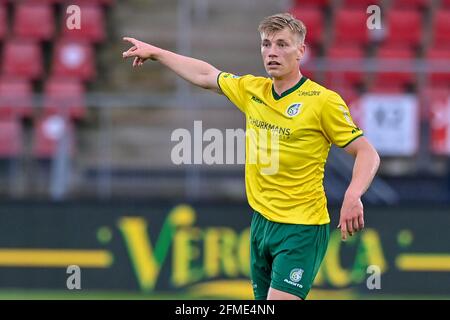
[122,37,221,93]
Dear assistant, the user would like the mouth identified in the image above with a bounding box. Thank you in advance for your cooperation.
[267,61,281,67]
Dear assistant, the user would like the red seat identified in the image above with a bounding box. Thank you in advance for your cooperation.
[293,0,328,8]
[384,10,422,47]
[373,46,415,88]
[13,2,55,41]
[0,119,23,158]
[0,78,33,119]
[69,0,114,6]
[341,0,381,7]
[61,4,106,43]
[43,78,86,120]
[32,115,76,159]
[325,46,365,87]
[0,5,7,40]
[330,85,360,105]
[432,11,450,46]
[391,0,430,9]
[441,0,450,8]
[333,9,369,45]
[51,40,96,81]
[367,82,405,94]
[1,39,44,80]
[425,47,450,85]
[290,7,323,47]
[300,46,317,80]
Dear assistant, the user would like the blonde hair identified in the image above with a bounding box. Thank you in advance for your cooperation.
[258,13,306,44]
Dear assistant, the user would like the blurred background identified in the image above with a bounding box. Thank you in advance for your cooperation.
[0,0,448,299]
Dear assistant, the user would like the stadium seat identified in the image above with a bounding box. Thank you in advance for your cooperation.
[43,78,86,120]
[0,78,33,119]
[1,39,44,80]
[0,119,23,158]
[373,46,415,88]
[51,39,96,81]
[13,2,55,41]
[383,10,422,48]
[425,47,450,85]
[0,4,7,41]
[69,0,115,6]
[300,46,317,80]
[341,0,381,7]
[329,85,360,105]
[432,11,450,46]
[391,0,430,9]
[441,0,450,8]
[367,82,405,94]
[293,0,328,8]
[61,4,106,43]
[325,46,365,87]
[290,7,323,47]
[32,115,76,159]
[333,9,369,45]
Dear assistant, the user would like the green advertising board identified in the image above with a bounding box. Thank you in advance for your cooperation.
[0,202,448,299]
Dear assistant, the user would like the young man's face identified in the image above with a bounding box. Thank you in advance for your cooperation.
[260,27,305,79]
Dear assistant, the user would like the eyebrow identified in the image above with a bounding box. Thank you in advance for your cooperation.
[262,38,289,43]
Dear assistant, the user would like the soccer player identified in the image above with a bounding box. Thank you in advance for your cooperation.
[122,13,380,300]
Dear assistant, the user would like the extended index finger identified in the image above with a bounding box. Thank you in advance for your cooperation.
[123,37,138,45]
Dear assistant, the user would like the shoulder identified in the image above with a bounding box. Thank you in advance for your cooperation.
[219,73,270,87]
[300,78,340,109]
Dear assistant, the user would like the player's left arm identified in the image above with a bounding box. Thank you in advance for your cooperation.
[339,137,380,241]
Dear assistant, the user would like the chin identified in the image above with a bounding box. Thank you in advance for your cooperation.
[266,69,281,78]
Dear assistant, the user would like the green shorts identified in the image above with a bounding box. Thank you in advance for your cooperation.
[250,210,329,300]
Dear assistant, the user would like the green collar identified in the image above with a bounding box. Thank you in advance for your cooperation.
[272,76,308,100]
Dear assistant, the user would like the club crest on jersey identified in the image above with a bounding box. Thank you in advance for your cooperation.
[286,103,302,117]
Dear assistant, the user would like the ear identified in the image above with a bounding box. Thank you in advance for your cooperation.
[297,43,306,61]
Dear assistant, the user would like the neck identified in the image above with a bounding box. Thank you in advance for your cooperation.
[273,70,303,96]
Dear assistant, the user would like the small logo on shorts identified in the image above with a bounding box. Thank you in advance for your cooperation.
[289,268,304,283]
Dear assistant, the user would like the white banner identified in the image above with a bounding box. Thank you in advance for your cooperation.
[358,94,419,156]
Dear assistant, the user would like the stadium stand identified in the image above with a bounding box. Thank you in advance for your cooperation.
[383,10,423,48]
[426,46,450,86]
[1,39,44,80]
[60,3,106,43]
[372,45,416,88]
[432,10,450,47]
[341,0,381,7]
[0,78,34,119]
[0,4,7,40]
[290,7,323,48]
[43,77,86,120]
[0,119,23,159]
[13,1,55,41]
[325,45,365,87]
[333,9,369,46]
[51,39,96,81]
[32,115,76,159]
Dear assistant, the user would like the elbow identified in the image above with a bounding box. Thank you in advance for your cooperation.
[373,148,381,172]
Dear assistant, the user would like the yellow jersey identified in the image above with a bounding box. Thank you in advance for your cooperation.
[218,72,363,225]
